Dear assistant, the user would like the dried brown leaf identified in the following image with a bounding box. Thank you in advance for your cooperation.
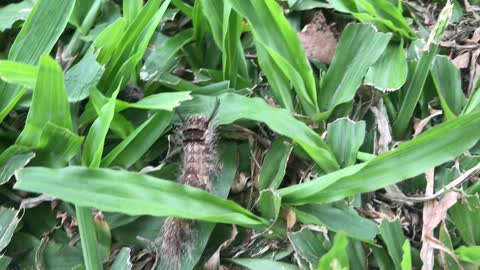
[298,11,337,65]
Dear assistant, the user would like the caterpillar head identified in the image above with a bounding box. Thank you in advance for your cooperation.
[181,116,209,142]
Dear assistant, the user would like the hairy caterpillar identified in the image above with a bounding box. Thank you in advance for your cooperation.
[159,102,219,269]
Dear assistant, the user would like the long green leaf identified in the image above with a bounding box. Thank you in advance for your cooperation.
[0,0,75,122]
[294,204,378,242]
[317,232,349,270]
[101,111,173,168]
[228,0,317,115]
[318,24,391,113]
[365,42,408,91]
[431,55,466,120]
[0,207,21,252]
[279,111,480,204]
[231,259,300,270]
[16,55,73,147]
[14,167,267,227]
[0,60,37,89]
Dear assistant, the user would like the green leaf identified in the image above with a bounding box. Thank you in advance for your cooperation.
[293,204,378,242]
[17,55,73,147]
[0,0,35,31]
[258,137,293,190]
[455,246,480,263]
[0,148,34,185]
[365,42,408,91]
[317,232,349,270]
[14,166,266,227]
[0,256,11,270]
[123,0,143,24]
[379,219,406,270]
[393,1,453,138]
[279,111,480,205]
[115,92,192,112]
[101,111,173,168]
[327,0,414,38]
[82,87,119,167]
[318,24,391,113]
[449,196,480,245]
[142,29,193,81]
[64,49,105,102]
[0,0,75,123]
[463,87,480,115]
[431,55,466,119]
[180,93,339,172]
[0,207,21,252]
[110,247,132,270]
[288,228,330,268]
[99,0,171,93]
[0,60,37,89]
[75,206,102,270]
[327,118,365,168]
[228,0,318,115]
[33,122,83,167]
[400,240,412,270]
[231,258,300,270]
[257,189,282,222]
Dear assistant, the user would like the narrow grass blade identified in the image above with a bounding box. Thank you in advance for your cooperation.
[293,204,378,242]
[379,219,406,270]
[76,206,102,270]
[327,118,365,168]
[14,167,267,227]
[16,55,73,147]
[258,137,293,190]
[0,207,21,251]
[431,55,466,120]
[318,24,391,113]
[0,0,75,122]
[365,42,408,91]
[231,259,300,270]
[0,61,37,89]
[279,111,480,204]
[228,0,318,115]
[317,232,349,270]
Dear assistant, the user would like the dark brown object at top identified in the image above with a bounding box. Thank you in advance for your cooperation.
[298,11,338,65]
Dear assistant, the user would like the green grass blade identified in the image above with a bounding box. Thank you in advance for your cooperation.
[379,219,406,270]
[258,137,293,190]
[228,0,318,115]
[293,204,378,242]
[392,44,438,139]
[16,55,73,147]
[401,240,412,270]
[0,1,34,32]
[15,166,267,227]
[279,111,480,204]
[317,232,349,270]
[0,61,37,89]
[110,247,132,270]
[123,0,143,24]
[431,55,466,120]
[76,206,102,270]
[101,111,173,168]
[318,23,391,112]
[231,259,300,270]
[365,42,408,92]
[0,207,21,252]
[327,118,365,168]
[0,0,75,123]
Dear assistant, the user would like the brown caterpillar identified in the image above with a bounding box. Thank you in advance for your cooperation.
[159,102,219,269]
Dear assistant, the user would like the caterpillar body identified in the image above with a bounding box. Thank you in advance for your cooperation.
[159,106,219,269]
